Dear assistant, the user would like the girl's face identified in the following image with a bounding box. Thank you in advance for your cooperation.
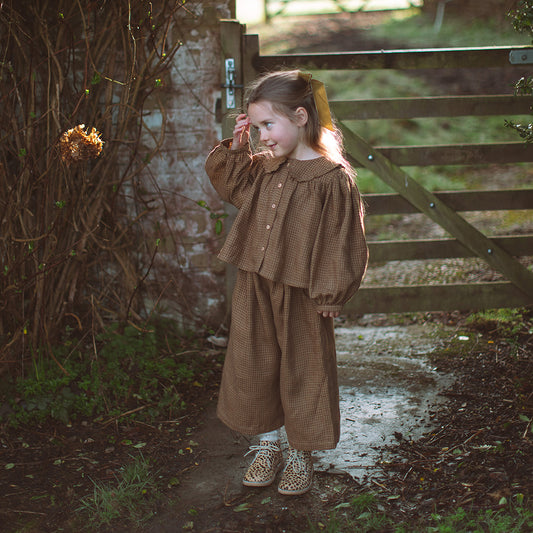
[247,100,308,159]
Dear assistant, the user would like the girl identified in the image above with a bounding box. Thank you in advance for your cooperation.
[205,70,368,496]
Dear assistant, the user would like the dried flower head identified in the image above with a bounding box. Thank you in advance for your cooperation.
[59,124,104,165]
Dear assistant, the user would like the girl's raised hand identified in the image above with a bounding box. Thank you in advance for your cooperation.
[231,114,251,150]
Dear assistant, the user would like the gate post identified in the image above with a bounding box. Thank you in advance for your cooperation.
[220,20,245,137]
[219,20,245,312]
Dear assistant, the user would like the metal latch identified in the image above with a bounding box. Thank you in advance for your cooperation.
[509,49,533,65]
[222,58,243,109]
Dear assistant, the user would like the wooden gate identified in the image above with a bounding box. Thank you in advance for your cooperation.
[219,20,533,314]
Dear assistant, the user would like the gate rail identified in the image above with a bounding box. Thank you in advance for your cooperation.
[220,20,533,313]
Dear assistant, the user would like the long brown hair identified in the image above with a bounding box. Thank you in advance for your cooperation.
[245,70,355,180]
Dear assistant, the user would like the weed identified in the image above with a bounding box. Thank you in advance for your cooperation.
[307,492,533,533]
[428,500,533,533]
[466,308,532,338]
[307,491,392,532]
[78,453,157,529]
[2,318,220,426]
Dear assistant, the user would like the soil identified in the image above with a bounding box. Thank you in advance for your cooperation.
[1,10,532,533]
[1,312,532,532]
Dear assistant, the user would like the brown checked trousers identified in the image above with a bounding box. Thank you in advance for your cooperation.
[217,269,340,451]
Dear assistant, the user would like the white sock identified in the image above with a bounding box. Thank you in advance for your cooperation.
[258,429,280,442]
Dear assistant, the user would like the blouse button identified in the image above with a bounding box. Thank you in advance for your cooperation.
[271,203,276,209]
[261,246,265,251]
[266,224,271,230]
[277,183,282,188]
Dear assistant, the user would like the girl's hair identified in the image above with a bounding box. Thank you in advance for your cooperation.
[245,70,356,180]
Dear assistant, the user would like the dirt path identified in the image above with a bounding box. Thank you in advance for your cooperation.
[145,314,532,533]
[146,318,460,531]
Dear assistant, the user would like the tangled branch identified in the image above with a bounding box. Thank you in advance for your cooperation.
[0,0,191,367]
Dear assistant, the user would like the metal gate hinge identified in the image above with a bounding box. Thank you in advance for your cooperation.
[509,49,533,65]
[222,58,243,110]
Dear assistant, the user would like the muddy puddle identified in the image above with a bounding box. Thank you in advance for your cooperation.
[313,321,456,481]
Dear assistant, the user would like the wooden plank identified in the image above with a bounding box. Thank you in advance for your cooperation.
[368,235,533,263]
[345,282,531,314]
[351,143,533,167]
[243,33,261,90]
[220,20,245,309]
[364,189,533,215]
[254,46,533,71]
[339,122,533,299]
[330,96,533,120]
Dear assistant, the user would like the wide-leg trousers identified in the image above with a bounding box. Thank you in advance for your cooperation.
[217,270,340,451]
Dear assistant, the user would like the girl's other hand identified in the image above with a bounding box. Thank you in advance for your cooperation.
[318,310,340,318]
[231,114,251,150]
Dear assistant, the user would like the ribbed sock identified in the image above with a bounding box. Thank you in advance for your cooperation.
[258,429,281,442]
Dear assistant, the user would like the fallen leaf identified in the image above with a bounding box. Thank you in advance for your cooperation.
[233,503,252,513]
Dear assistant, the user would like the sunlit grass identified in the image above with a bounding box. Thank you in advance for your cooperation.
[371,9,532,48]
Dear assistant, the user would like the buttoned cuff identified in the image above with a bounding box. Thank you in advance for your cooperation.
[316,304,343,314]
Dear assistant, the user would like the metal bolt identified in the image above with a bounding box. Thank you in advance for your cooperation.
[429,202,435,208]
[367,154,374,161]
[487,248,493,254]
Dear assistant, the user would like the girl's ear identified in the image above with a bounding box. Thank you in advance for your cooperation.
[294,106,309,127]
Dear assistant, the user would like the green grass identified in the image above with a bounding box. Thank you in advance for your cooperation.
[307,491,533,533]
[259,10,533,197]
[1,319,221,427]
[315,65,531,194]
[466,307,533,338]
[371,9,532,48]
[78,452,158,529]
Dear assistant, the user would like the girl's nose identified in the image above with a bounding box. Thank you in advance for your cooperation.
[260,129,269,142]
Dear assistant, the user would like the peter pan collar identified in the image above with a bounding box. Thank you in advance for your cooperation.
[263,156,342,181]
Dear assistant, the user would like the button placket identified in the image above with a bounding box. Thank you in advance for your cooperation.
[260,171,285,254]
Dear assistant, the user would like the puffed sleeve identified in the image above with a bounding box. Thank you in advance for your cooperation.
[205,139,258,209]
[308,171,368,313]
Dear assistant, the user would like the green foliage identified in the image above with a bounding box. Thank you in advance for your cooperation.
[504,75,533,142]
[78,452,158,528]
[428,501,533,533]
[506,1,533,142]
[308,492,392,533]
[2,320,217,426]
[307,491,533,533]
[196,200,229,235]
[510,0,533,37]
[466,307,532,338]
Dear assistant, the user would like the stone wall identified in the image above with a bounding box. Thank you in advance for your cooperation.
[138,1,234,329]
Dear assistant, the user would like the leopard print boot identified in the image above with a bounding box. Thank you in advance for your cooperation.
[277,446,313,495]
[242,440,283,487]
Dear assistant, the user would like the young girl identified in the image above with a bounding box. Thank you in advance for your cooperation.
[205,70,368,496]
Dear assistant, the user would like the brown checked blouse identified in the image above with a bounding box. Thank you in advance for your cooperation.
[205,139,368,313]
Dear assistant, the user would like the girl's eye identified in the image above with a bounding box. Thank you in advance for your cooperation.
[265,122,273,129]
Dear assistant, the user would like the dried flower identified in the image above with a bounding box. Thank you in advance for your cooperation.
[59,124,104,165]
